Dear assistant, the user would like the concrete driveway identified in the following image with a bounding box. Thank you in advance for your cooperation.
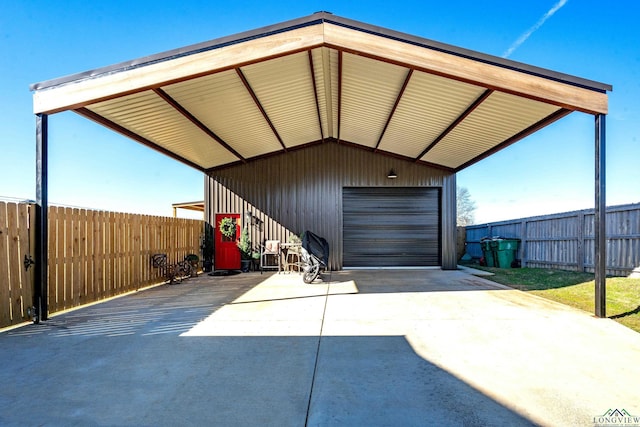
[1,269,639,426]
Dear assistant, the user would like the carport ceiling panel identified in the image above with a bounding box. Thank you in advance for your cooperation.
[421,92,562,168]
[340,53,409,147]
[163,70,283,159]
[378,71,487,158]
[240,52,322,148]
[86,91,240,167]
[311,47,338,139]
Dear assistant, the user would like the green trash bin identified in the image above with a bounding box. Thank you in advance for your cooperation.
[481,239,497,267]
[494,239,520,268]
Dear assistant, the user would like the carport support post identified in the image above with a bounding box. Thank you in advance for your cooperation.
[594,114,606,318]
[35,113,49,323]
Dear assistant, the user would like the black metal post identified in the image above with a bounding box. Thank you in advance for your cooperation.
[594,114,606,318]
[35,113,49,322]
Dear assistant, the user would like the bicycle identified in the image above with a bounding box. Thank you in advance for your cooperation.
[299,231,329,284]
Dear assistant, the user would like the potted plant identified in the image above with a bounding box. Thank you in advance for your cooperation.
[237,225,252,272]
[289,233,302,245]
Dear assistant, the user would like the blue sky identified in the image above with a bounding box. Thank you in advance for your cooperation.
[1,0,638,222]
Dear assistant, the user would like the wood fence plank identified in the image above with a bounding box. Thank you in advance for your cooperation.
[132,214,141,290]
[16,203,32,321]
[577,212,585,272]
[124,213,133,291]
[113,211,120,296]
[118,212,125,292]
[147,216,154,284]
[56,206,64,310]
[121,214,128,291]
[28,203,36,320]
[116,212,124,292]
[94,210,104,301]
[50,206,61,313]
[117,212,124,291]
[113,212,120,293]
[79,209,88,303]
[146,216,153,285]
[123,213,130,291]
[85,209,95,304]
[101,210,108,298]
[72,208,81,306]
[56,207,66,312]
[0,203,11,326]
[148,216,155,282]
[63,207,73,310]
[107,211,115,298]
[7,203,21,323]
[46,206,54,313]
[53,206,62,311]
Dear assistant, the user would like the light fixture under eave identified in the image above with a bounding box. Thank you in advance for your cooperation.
[387,169,397,179]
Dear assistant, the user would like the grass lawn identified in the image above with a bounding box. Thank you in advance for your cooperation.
[468,265,640,334]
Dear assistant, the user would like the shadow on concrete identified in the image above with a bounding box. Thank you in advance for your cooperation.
[0,270,539,426]
[0,333,536,426]
[308,336,536,426]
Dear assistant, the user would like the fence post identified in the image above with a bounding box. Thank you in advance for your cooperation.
[35,113,49,322]
[594,113,606,318]
[520,220,527,267]
[576,212,585,272]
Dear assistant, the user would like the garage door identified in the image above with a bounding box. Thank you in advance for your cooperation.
[343,187,441,267]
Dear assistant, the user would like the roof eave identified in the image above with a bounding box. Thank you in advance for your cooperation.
[30,12,611,95]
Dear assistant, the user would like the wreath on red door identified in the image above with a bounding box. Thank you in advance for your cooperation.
[218,217,236,239]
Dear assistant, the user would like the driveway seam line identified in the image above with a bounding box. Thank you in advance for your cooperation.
[304,281,331,427]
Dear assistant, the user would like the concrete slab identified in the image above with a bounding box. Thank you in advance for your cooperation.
[315,270,640,427]
[1,269,639,426]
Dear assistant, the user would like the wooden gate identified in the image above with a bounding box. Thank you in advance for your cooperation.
[0,202,35,327]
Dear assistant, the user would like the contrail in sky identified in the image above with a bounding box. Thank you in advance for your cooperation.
[502,0,569,58]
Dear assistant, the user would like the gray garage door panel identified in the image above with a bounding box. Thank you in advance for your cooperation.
[343,187,441,267]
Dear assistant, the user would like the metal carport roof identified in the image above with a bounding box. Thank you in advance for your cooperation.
[31,12,610,173]
[30,12,611,321]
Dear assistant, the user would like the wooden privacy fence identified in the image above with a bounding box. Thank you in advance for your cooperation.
[0,202,34,328]
[465,203,640,276]
[0,201,204,329]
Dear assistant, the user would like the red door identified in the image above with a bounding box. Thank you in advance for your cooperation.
[214,213,241,270]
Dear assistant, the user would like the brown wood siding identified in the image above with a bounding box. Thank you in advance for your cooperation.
[206,142,456,270]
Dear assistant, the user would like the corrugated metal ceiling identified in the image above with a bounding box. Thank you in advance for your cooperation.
[32,13,610,173]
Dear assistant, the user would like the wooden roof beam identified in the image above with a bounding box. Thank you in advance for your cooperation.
[415,89,493,162]
[375,69,413,152]
[235,68,287,152]
[323,23,609,115]
[153,88,246,163]
[454,108,572,171]
[74,107,205,171]
[307,50,325,142]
